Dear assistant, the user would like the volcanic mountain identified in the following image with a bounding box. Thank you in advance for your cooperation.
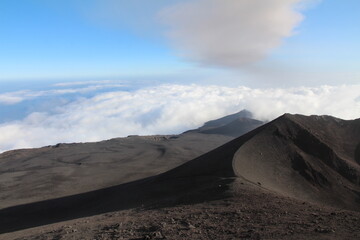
[0,113,359,238]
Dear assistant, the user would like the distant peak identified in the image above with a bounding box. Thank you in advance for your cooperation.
[186,109,263,137]
[203,109,254,127]
[238,109,253,118]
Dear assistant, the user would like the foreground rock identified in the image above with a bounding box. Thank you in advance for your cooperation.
[2,183,360,240]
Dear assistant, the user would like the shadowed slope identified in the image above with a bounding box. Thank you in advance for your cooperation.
[0,174,233,234]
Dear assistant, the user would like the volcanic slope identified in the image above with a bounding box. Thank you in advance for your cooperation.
[163,113,360,209]
[0,109,261,209]
[1,113,359,236]
[0,133,233,209]
[233,113,360,209]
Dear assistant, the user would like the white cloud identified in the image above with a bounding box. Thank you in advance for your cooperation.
[0,91,30,104]
[160,0,306,68]
[0,84,359,153]
[0,82,126,105]
[53,80,115,87]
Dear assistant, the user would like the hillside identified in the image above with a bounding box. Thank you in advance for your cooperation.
[0,113,359,239]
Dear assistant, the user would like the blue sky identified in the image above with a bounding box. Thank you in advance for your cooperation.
[0,0,187,80]
[0,0,359,86]
[272,1,360,72]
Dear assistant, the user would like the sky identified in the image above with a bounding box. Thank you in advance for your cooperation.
[0,0,359,152]
[1,0,359,85]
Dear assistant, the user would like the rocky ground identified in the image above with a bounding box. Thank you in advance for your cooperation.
[2,182,359,240]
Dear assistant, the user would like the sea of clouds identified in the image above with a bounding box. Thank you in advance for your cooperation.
[0,81,359,153]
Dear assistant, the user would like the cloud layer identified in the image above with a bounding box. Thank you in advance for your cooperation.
[160,0,304,68]
[0,81,125,105]
[0,83,359,153]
